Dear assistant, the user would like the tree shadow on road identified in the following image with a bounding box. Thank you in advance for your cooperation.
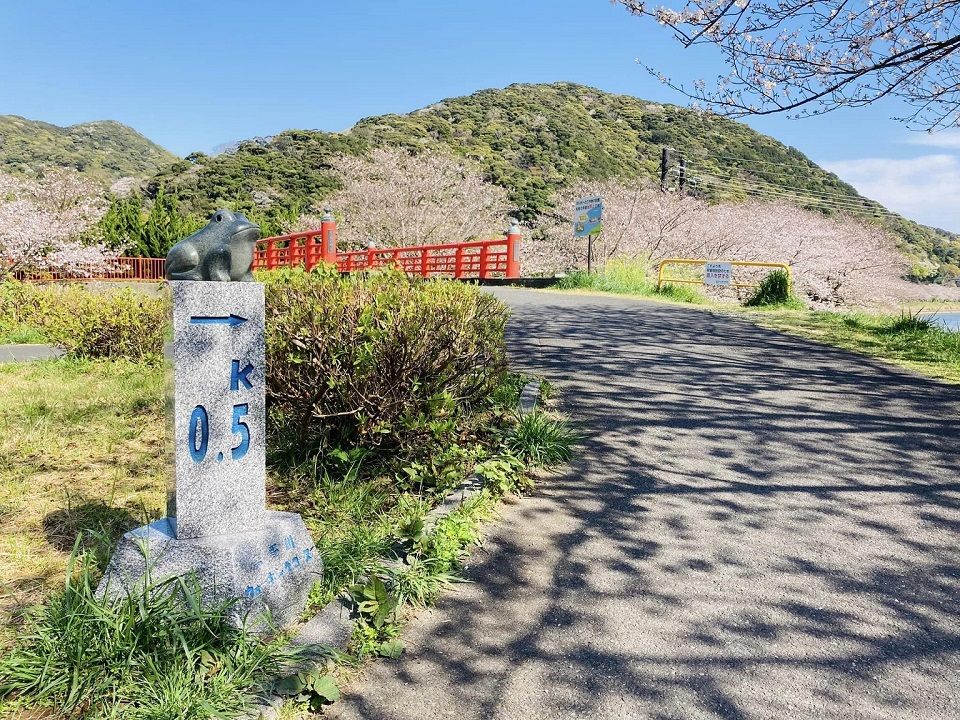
[339,293,960,720]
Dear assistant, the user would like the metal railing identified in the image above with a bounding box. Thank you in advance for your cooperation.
[15,217,522,283]
[656,258,791,290]
[255,221,521,280]
[252,229,332,272]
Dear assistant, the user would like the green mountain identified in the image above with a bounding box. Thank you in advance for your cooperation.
[8,83,942,279]
[144,83,959,280]
[0,115,177,182]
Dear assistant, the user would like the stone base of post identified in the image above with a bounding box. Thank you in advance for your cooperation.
[96,510,321,629]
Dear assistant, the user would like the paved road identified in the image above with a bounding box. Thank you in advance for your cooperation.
[0,344,63,363]
[329,289,960,720]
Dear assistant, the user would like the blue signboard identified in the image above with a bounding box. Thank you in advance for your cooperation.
[573,196,603,237]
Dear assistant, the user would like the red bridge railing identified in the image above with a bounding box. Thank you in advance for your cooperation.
[254,213,521,279]
[336,237,516,278]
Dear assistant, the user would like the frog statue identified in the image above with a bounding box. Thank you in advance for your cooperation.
[164,209,261,282]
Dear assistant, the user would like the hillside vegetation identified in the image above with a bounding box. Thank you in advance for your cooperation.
[0,115,177,183]
[142,83,959,280]
[5,84,958,280]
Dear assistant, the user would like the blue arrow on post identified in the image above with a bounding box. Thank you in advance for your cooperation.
[189,314,248,327]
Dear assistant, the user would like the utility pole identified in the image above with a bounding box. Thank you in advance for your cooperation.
[660,147,671,192]
[678,157,687,194]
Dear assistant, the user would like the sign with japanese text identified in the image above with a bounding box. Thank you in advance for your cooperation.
[574,196,603,237]
[704,262,732,286]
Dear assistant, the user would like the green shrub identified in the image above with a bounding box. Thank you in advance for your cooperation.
[0,281,168,362]
[262,267,510,469]
[0,549,288,719]
[655,282,707,304]
[744,269,803,308]
[556,258,654,294]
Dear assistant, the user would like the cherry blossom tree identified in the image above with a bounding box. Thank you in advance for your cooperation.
[716,200,908,304]
[528,179,750,272]
[0,169,114,280]
[321,148,512,249]
[531,177,916,305]
[616,0,960,129]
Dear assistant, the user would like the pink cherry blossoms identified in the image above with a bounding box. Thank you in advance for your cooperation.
[0,168,116,280]
[617,0,960,129]
[528,178,952,306]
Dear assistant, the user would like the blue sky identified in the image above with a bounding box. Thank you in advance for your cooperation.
[1,0,956,230]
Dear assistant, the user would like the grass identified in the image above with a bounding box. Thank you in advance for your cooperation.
[744,307,960,383]
[505,412,576,467]
[743,269,806,310]
[343,485,504,666]
[0,359,166,646]
[293,466,432,613]
[0,325,49,345]
[0,548,290,719]
[554,259,707,304]
[0,358,566,718]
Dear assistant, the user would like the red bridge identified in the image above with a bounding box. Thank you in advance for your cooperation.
[252,213,521,279]
[18,214,521,282]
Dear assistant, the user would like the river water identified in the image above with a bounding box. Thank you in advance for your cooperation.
[924,311,960,332]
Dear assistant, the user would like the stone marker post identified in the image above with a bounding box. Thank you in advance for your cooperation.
[169,281,267,539]
[99,209,320,628]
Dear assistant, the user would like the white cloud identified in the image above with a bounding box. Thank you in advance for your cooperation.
[821,154,960,232]
[905,129,960,150]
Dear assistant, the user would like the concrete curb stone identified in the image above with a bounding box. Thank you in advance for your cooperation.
[0,344,65,363]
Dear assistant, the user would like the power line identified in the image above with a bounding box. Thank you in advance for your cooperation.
[685,168,885,208]
[692,174,888,213]
[668,147,820,171]
[658,145,909,224]
[690,173,904,219]
[671,171,873,215]
[681,161,868,201]
[665,148,862,195]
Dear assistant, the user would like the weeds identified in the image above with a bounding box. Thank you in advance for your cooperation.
[505,412,576,467]
[556,259,706,304]
[744,269,805,309]
[345,488,497,662]
[0,325,48,345]
[475,453,530,494]
[274,660,341,712]
[884,308,937,334]
[0,547,289,719]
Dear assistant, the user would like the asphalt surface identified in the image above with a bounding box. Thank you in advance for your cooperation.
[329,288,960,720]
[0,344,64,363]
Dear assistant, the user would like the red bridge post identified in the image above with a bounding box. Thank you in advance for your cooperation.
[321,209,338,266]
[506,221,521,279]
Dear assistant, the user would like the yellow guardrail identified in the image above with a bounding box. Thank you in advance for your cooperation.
[656,258,792,290]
